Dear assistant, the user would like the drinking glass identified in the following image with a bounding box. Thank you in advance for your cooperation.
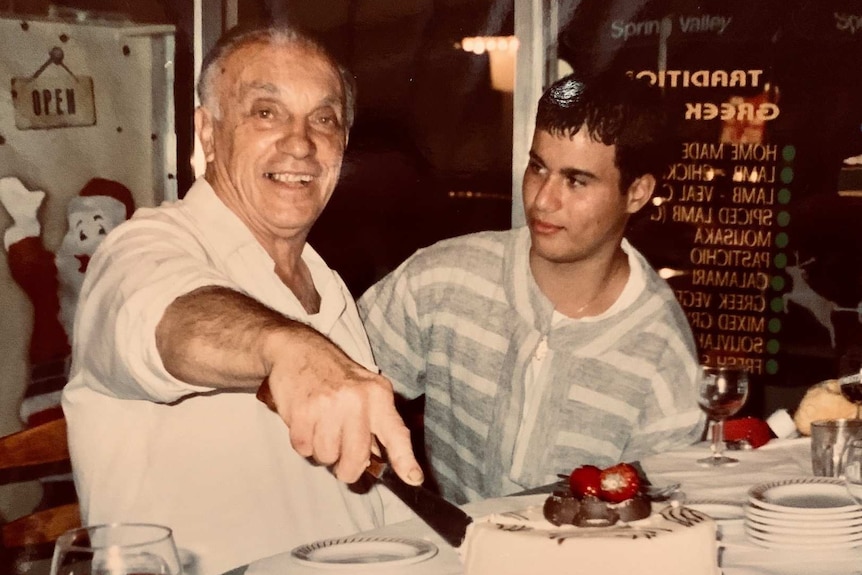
[838,352,862,418]
[696,366,749,467]
[50,523,183,575]
[842,438,862,506]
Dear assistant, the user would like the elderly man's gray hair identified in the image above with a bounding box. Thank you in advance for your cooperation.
[196,24,356,130]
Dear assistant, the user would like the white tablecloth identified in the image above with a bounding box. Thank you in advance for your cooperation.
[236,438,862,575]
[642,438,862,575]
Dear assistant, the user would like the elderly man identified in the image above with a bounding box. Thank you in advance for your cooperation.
[359,71,705,504]
[62,24,422,574]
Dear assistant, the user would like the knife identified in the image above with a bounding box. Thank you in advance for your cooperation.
[365,453,473,548]
[255,378,473,547]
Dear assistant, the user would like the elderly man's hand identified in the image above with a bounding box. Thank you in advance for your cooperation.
[258,331,424,487]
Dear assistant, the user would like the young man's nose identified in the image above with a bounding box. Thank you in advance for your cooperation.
[533,177,563,210]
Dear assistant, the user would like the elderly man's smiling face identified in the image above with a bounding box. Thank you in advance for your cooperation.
[196,39,348,249]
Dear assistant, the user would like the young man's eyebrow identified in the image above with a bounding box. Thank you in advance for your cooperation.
[529,149,597,180]
[560,167,597,181]
[527,150,545,165]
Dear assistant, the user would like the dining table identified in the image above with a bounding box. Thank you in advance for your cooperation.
[221,437,862,575]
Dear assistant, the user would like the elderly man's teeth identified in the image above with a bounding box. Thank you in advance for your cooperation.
[265,172,312,183]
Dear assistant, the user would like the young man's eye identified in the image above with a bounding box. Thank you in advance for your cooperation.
[527,160,544,174]
[566,175,586,188]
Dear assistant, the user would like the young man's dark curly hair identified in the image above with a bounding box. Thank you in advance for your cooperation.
[535,71,671,194]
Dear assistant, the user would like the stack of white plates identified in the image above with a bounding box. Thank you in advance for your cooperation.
[744,477,862,549]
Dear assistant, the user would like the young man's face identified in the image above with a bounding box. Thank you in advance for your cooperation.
[522,127,653,266]
[195,40,348,247]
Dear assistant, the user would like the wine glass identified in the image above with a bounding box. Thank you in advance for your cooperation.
[696,366,750,467]
[51,523,183,575]
[841,438,862,507]
[838,352,862,418]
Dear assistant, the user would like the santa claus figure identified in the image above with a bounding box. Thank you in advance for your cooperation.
[1,177,134,506]
[2,176,134,506]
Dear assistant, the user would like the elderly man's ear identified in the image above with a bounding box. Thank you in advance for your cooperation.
[195,107,216,164]
[625,174,656,215]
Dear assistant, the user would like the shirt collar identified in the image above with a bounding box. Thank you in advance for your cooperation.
[182,178,346,332]
[182,178,265,264]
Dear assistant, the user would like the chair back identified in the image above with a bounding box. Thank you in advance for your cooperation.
[0,418,81,569]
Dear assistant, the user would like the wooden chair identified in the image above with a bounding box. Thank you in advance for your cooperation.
[0,417,81,572]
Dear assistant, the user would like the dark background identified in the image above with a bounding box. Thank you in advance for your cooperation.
[559,0,862,416]
[3,0,516,297]
[6,0,862,416]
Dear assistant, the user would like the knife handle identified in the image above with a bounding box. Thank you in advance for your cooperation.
[373,461,472,548]
[366,452,388,479]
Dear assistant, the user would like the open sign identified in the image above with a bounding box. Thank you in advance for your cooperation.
[12,74,96,129]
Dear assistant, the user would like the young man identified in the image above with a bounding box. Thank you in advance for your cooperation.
[359,72,704,504]
[62,25,421,574]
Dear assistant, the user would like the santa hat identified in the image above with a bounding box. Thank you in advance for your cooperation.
[77,178,136,220]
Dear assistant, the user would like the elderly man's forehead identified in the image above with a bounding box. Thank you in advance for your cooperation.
[226,38,332,69]
[234,80,344,111]
[218,40,339,87]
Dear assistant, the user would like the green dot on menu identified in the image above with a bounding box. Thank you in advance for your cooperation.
[777,211,791,227]
[770,297,785,312]
[778,188,791,204]
[766,359,779,375]
[782,145,796,162]
[767,339,780,354]
[775,232,789,248]
[774,253,788,268]
[769,318,781,333]
[781,167,794,184]
[771,276,785,291]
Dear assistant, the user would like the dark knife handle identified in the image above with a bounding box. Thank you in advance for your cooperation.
[376,463,472,548]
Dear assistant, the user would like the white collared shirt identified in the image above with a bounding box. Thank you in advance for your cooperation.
[63,178,408,575]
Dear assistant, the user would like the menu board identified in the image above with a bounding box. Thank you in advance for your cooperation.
[656,136,791,378]
[559,0,862,410]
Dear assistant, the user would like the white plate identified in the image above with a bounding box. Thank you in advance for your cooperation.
[744,503,862,525]
[685,500,745,522]
[745,529,862,546]
[745,518,862,537]
[748,478,860,514]
[745,524,862,544]
[290,536,438,569]
[745,529,862,550]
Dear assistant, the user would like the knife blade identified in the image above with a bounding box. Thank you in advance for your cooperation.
[366,453,473,548]
[256,378,473,547]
